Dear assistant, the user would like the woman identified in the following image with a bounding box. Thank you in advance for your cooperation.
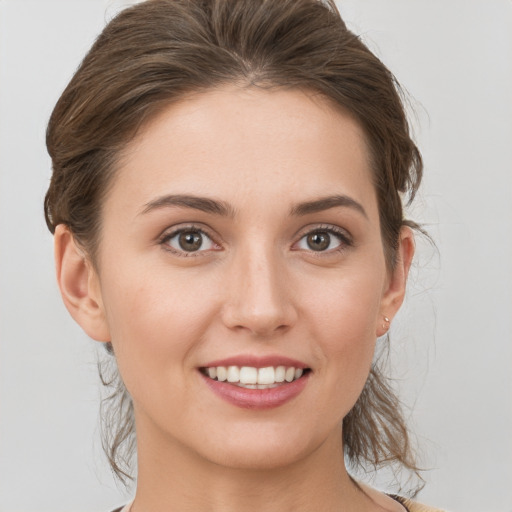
[44,0,441,510]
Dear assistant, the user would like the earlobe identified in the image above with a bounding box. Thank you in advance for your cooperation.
[54,225,111,342]
[376,226,415,337]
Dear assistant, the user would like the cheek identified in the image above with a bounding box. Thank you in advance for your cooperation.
[99,263,218,392]
[305,265,383,344]
[302,268,383,406]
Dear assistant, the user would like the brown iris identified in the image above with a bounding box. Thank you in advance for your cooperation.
[179,231,203,251]
[307,232,331,251]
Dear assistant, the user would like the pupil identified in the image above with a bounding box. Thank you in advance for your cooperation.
[308,232,330,251]
[179,231,202,251]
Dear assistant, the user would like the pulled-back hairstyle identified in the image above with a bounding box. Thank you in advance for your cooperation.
[45,0,423,489]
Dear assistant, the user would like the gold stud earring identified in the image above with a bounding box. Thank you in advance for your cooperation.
[382,316,390,330]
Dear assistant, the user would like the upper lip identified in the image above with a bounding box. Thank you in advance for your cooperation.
[201,355,309,369]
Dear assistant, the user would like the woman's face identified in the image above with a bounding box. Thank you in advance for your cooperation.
[73,86,411,469]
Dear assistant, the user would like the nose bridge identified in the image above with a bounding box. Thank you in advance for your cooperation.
[222,236,295,335]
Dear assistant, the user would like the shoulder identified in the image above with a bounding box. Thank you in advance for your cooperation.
[357,482,446,512]
[393,496,448,512]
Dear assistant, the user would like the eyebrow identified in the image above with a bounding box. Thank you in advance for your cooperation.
[140,193,367,219]
[140,194,236,217]
[290,195,368,219]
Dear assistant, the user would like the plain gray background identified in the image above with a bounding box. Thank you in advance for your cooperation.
[0,1,511,511]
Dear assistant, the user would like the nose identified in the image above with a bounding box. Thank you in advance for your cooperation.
[221,244,297,337]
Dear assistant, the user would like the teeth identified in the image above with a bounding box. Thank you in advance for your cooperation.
[285,367,295,382]
[216,366,227,382]
[257,367,275,385]
[227,366,239,383]
[240,366,258,384]
[203,365,307,385]
[275,366,285,383]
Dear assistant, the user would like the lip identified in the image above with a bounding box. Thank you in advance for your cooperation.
[201,354,309,369]
[200,370,310,410]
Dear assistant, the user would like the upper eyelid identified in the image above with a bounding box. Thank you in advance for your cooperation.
[158,223,217,242]
[295,223,352,241]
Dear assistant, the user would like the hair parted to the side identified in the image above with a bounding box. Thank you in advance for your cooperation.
[45,0,424,491]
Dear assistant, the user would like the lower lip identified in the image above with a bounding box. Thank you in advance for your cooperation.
[200,371,310,410]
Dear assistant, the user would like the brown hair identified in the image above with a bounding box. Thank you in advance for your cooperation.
[45,0,423,490]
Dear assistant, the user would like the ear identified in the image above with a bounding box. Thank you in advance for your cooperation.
[376,226,415,337]
[54,224,111,342]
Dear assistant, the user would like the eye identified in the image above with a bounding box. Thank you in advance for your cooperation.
[161,227,217,255]
[295,227,351,253]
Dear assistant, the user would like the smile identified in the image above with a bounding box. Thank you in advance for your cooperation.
[200,365,308,388]
[199,363,311,409]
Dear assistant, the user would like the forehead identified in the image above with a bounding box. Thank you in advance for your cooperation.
[110,86,377,219]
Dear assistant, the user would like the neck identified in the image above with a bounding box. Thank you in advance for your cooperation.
[131,417,373,512]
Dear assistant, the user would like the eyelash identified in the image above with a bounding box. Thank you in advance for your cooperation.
[293,225,353,255]
[158,224,353,257]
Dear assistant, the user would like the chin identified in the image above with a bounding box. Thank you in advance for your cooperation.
[197,426,329,471]
[210,446,306,471]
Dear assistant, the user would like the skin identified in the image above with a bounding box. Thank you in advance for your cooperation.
[55,86,414,512]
